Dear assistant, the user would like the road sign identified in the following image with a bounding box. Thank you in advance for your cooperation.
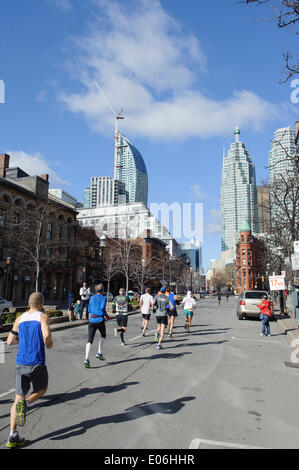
[294,241,299,254]
[269,275,285,291]
[291,253,299,271]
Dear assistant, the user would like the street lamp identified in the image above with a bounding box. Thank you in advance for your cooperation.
[141,258,146,293]
[190,267,193,292]
[277,247,285,314]
[99,234,107,286]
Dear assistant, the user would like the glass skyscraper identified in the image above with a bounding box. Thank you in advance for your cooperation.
[269,126,296,183]
[220,127,258,252]
[114,133,148,207]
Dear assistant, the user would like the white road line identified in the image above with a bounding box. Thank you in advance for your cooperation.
[189,438,269,450]
[231,337,280,344]
[0,388,15,399]
[128,329,157,342]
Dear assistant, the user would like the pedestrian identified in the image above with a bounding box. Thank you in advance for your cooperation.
[182,291,196,333]
[140,287,154,336]
[84,284,109,368]
[167,287,178,338]
[153,287,173,349]
[6,292,53,448]
[67,292,75,322]
[113,288,130,345]
[258,294,271,337]
[225,290,230,302]
[80,282,91,320]
[217,289,222,305]
[74,300,82,320]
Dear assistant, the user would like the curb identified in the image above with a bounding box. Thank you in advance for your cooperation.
[277,318,299,346]
[0,310,141,342]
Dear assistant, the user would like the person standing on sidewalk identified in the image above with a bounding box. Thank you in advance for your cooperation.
[217,289,222,306]
[258,295,271,337]
[80,282,91,320]
[6,293,53,448]
[153,287,173,349]
[84,284,109,367]
[113,288,130,345]
[140,287,154,337]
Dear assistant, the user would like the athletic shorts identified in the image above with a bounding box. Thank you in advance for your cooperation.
[116,315,128,328]
[88,321,106,343]
[184,309,193,317]
[142,314,151,320]
[156,316,168,326]
[15,364,48,396]
[168,309,178,317]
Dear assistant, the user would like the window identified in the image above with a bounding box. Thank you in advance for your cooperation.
[58,226,63,239]
[13,212,20,225]
[47,223,53,240]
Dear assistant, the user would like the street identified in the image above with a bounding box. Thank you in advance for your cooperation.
[0,296,299,450]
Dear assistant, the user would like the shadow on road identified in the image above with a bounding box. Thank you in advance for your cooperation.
[28,396,196,445]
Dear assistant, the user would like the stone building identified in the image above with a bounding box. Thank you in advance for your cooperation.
[0,154,101,305]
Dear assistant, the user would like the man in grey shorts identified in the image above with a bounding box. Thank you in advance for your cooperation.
[6,293,53,448]
[153,287,173,350]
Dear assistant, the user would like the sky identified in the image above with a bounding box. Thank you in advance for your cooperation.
[0,0,297,271]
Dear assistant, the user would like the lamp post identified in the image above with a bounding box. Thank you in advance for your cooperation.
[99,234,107,285]
[4,257,11,300]
[141,258,145,293]
[277,247,285,314]
[190,267,193,292]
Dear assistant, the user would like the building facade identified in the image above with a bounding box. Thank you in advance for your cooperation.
[180,238,203,272]
[114,133,148,206]
[257,185,270,234]
[220,127,258,252]
[269,126,296,184]
[87,176,126,207]
[235,220,266,294]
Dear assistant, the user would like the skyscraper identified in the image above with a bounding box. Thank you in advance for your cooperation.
[269,126,296,183]
[89,176,126,207]
[114,133,148,206]
[220,127,258,252]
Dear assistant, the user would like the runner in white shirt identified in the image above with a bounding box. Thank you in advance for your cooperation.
[79,283,91,320]
[181,291,196,333]
[140,288,154,337]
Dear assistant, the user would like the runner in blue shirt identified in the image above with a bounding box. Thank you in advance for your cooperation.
[84,284,109,368]
[167,287,178,338]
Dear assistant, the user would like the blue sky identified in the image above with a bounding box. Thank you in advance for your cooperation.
[0,0,297,271]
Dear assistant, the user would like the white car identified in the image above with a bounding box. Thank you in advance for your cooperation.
[0,296,13,325]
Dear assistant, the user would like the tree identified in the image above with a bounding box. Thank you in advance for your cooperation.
[101,241,120,295]
[113,239,141,294]
[243,0,299,81]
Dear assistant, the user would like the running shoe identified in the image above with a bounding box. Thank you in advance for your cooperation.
[6,433,26,449]
[142,332,146,337]
[121,342,126,346]
[156,344,162,349]
[15,400,27,427]
[96,353,105,361]
[260,333,266,337]
[84,359,90,368]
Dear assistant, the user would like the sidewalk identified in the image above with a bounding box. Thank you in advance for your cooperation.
[0,309,141,342]
[276,315,299,346]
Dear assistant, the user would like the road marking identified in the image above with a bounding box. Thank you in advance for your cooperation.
[0,388,15,399]
[231,337,280,344]
[189,438,269,449]
[128,329,157,342]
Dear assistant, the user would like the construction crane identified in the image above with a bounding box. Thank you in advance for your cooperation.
[94,81,125,177]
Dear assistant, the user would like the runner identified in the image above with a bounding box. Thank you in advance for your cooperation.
[217,289,222,306]
[181,291,196,333]
[140,287,154,336]
[167,287,178,338]
[6,292,53,448]
[113,288,130,345]
[84,284,109,367]
[153,287,173,349]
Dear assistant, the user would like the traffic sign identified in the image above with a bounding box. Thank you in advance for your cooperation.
[269,275,285,291]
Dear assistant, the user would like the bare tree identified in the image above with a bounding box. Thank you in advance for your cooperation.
[113,239,141,294]
[242,0,299,81]
[101,241,120,295]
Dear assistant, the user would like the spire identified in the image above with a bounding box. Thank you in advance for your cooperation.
[234,126,240,143]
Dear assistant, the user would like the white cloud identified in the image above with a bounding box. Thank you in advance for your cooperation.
[204,209,221,234]
[190,184,206,200]
[47,0,72,11]
[8,151,70,188]
[59,0,278,141]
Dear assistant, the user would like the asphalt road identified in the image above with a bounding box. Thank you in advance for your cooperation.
[0,296,298,450]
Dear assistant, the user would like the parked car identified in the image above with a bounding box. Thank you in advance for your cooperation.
[0,297,13,327]
[237,291,274,320]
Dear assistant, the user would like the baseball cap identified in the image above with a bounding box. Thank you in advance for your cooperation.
[161,287,166,293]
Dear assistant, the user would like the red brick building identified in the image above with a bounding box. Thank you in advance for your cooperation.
[235,220,266,294]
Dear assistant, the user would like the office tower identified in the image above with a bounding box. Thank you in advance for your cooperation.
[220,127,258,252]
[114,133,148,206]
[269,126,296,183]
[89,176,126,207]
[257,185,270,234]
